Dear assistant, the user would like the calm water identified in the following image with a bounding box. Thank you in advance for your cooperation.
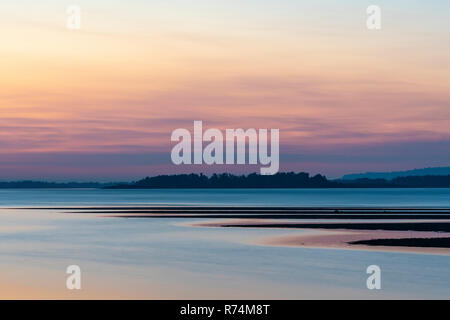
[0,188,450,207]
[0,188,449,299]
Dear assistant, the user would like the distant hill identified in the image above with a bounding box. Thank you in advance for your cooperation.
[341,166,450,180]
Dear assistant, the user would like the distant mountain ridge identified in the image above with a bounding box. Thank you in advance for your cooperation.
[341,166,450,180]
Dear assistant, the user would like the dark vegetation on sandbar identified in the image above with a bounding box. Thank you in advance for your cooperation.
[2,172,450,188]
[350,237,450,248]
[20,206,450,218]
[58,206,450,220]
[104,214,450,220]
[220,222,450,232]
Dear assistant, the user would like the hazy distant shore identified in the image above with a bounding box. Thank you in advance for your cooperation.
[2,172,450,188]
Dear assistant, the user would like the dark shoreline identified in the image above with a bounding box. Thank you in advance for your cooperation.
[109,214,450,220]
[2,171,450,189]
[27,206,450,221]
[13,206,450,212]
[349,237,450,248]
[218,222,450,233]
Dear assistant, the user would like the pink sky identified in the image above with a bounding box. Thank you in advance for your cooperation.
[1,1,449,180]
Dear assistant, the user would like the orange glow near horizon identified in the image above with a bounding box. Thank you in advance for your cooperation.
[1,1,449,179]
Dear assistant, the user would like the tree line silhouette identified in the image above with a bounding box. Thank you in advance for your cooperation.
[107,172,450,189]
[1,173,449,188]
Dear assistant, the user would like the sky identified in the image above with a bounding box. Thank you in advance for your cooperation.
[1,0,449,181]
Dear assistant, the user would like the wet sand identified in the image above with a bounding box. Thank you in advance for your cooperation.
[259,229,450,255]
[189,219,450,255]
